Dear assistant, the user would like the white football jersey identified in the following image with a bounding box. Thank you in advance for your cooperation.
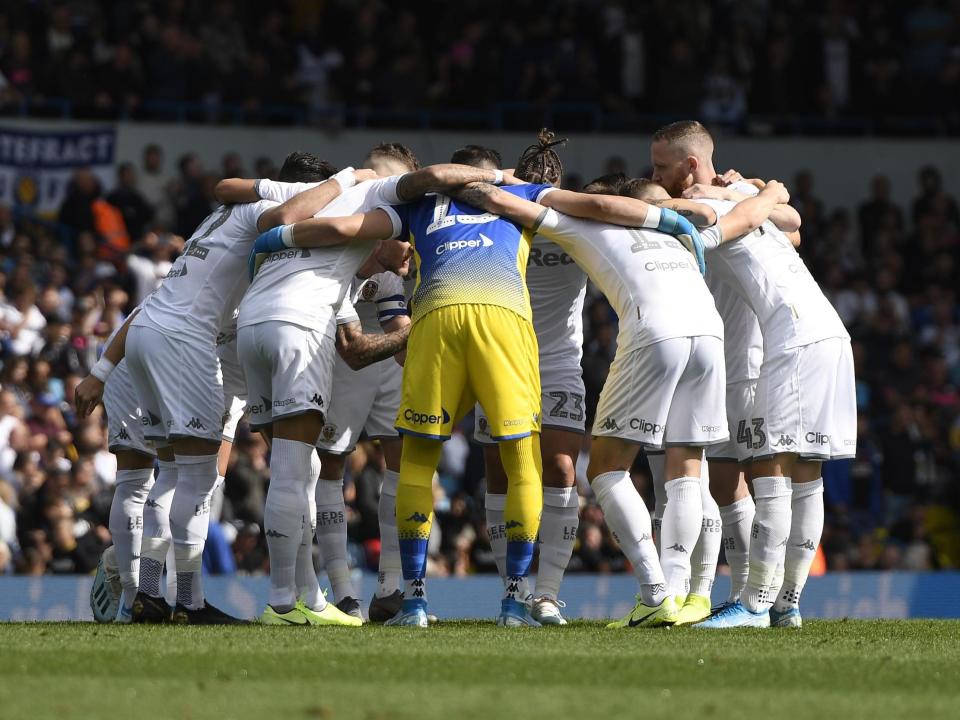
[705,271,762,383]
[700,204,849,353]
[238,177,404,332]
[698,194,763,384]
[527,234,587,371]
[135,200,277,343]
[334,271,408,334]
[537,209,723,352]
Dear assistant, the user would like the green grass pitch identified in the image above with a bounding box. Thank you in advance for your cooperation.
[1,621,958,720]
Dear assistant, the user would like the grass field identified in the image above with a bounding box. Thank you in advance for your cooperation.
[1,621,958,720]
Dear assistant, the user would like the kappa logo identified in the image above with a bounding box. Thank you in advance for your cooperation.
[145,498,160,508]
[116,428,130,441]
[405,512,429,523]
[310,393,324,407]
[185,417,206,430]
[772,434,796,448]
[410,579,425,598]
[666,543,688,554]
[599,417,620,431]
[504,520,523,530]
[794,539,817,551]
[265,528,288,538]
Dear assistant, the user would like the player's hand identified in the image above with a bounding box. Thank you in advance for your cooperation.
[247,247,270,280]
[75,375,105,417]
[657,209,706,274]
[677,225,706,275]
[763,180,790,204]
[354,168,379,183]
[682,183,728,200]
[499,169,525,185]
[713,169,744,187]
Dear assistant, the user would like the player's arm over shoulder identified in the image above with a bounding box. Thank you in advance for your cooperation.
[714,181,792,243]
[335,313,410,371]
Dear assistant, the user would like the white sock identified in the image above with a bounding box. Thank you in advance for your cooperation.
[164,543,177,606]
[719,495,755,603]
[316,477,353,602]
[209,474,225,522]
[376,469,402,598]
[659,476,703,597]
[405,577,426,603]
[109,468,155,611]
[296,521,326,610]
[646,454,666,555]
[139,460,176,598]
[535,486,578,601]
[296,452,325,610]
[170,453,219,610]
[485,490,508,582]
[774,478,824,612]
[265,439,313,611]
[743,476,792,613]
[591,471,666,606]
[690,467,721,598]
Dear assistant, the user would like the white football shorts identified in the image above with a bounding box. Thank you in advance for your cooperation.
[592,336,728,449]
[706,378,758,463]
[237,320,335,430]
[125,324,225,444]
[316,354,402,454]
[752,337,857,460]
[217,337,247,442]
[474,363,585,444]
[103,359,156,457]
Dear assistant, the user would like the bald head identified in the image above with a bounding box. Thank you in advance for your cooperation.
[649,120,716,197]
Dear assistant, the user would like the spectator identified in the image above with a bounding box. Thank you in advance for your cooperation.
[106,163,154,242]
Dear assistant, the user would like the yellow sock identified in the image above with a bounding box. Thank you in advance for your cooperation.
[395,435,442,582]
[500,434,543,578]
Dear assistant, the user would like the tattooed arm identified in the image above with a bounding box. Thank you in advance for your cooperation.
[335,320,410,371]
[395,164,504,202]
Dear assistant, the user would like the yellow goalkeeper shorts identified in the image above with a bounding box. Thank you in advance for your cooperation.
[395,304,541,441]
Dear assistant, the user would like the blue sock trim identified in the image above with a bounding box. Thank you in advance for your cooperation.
[505,540,535,577]
[399,538,428,580]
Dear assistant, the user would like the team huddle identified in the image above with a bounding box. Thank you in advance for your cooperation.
[76,120,855,630]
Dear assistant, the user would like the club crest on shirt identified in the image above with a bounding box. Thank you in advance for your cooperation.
[360,280,379,301]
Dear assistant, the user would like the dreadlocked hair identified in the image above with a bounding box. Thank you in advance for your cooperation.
[515,128,567,185]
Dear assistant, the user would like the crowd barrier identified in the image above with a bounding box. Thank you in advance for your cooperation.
[2,572,958,622]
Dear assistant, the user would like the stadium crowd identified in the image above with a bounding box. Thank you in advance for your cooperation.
[0,142,957,580]
[1,1,959,132]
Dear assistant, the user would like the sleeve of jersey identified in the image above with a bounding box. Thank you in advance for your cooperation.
[255,179,324,203]
[375,274,409,325]
[502,183,554,202]
[700,225,723,249]
[728,181,760,197]
[376,203,409,241]
[239,199,279,229]
[335,297,359,326]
